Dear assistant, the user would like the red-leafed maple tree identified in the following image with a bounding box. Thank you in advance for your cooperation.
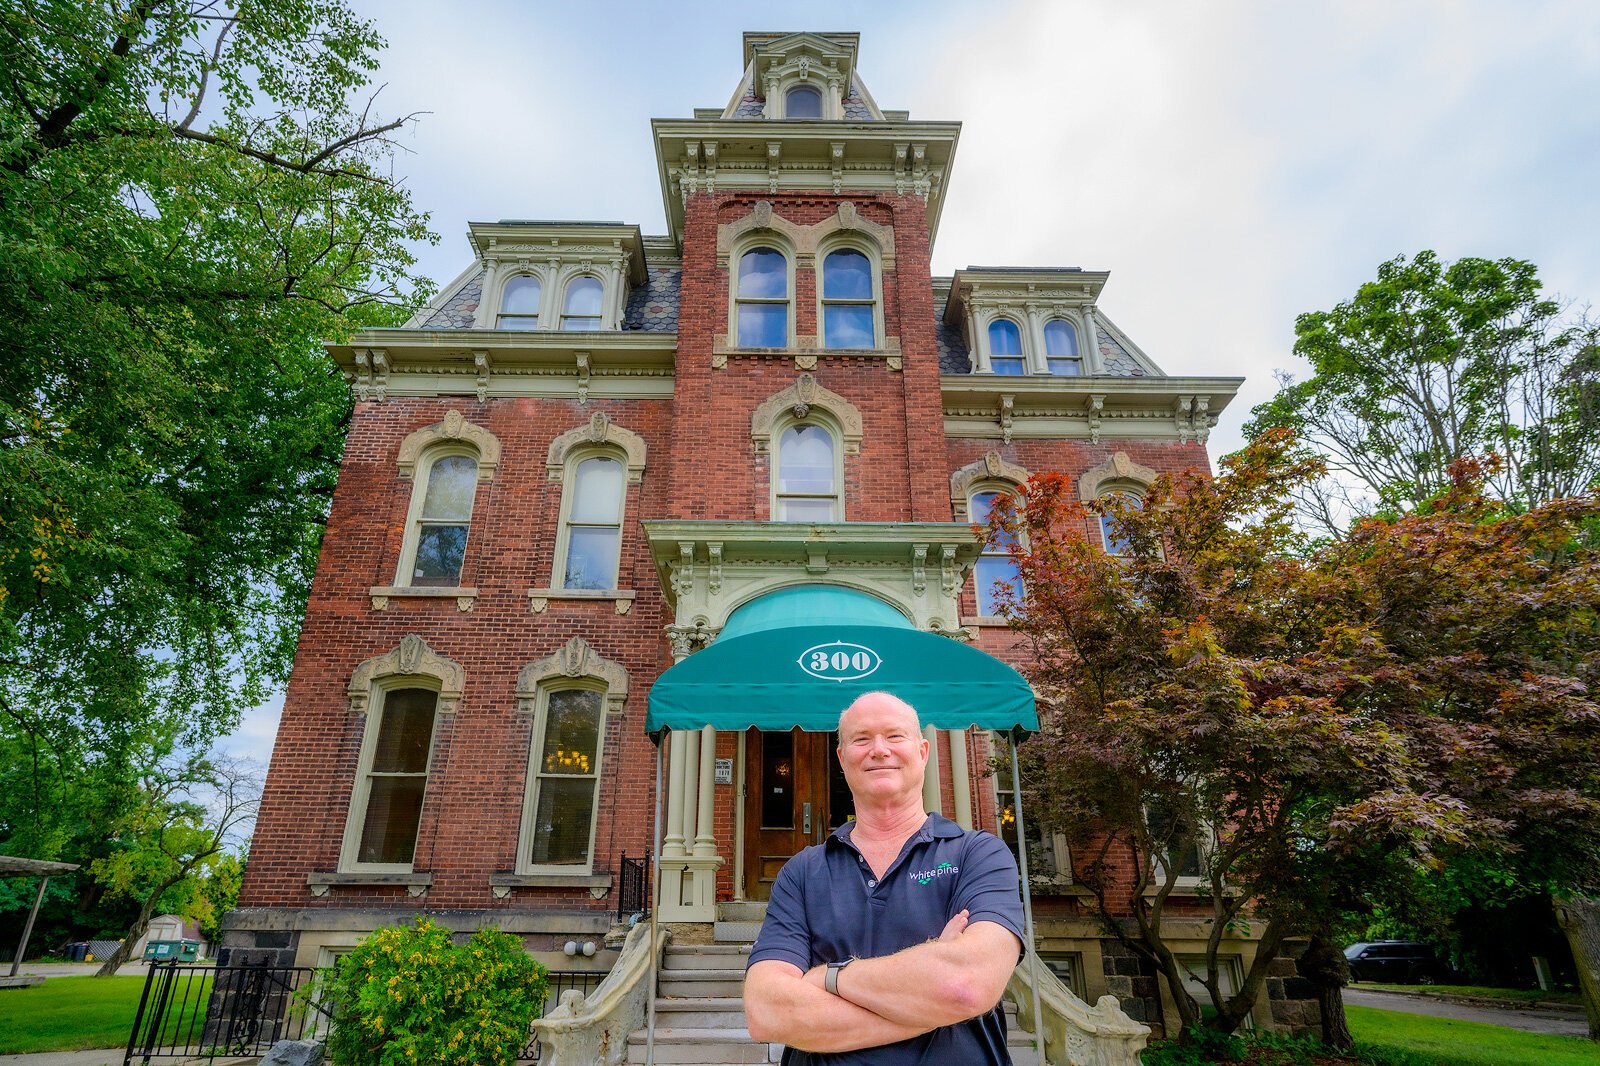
[984,429,1600,1042]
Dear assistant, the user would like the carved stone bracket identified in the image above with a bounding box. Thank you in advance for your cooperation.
[1174,396,1195,443]
[353,348,390,401]
[575,351,591,405]
[347,634,465,715]
[1087,394,1105,445]
[941,545,959,596]
[474,351,491,403]
[516,635,629,714]
[707,542,723,594]
[999,394,1015,445]
[665,623,717,661]
[807,548,829,575]
[794,354,818,371]
[456,596,474,613]
[370,595,389,611]
[673,542,696,600]
[529,595,549,614]
[912,544,928,595]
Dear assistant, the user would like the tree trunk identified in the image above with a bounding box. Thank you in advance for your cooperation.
[1554,891,1600,1040]
[1299,934,1354,1049]
[93,885,167,976]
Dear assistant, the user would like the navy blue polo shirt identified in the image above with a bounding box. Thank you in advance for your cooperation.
[747,813,1024,1065]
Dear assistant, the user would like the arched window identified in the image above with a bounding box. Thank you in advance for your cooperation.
[348,686,439,868]
[560,276,604,330]
[970,489,1021,616]
[1044,318,1082,376]
[786,85,823,118]
[404,453,477,586]
[987,319,1024,375]
[497,275,542,330]
[1099,490,1144,558]
[524,685,605,868]
[821,248,875,349]
[775,423,839,521]
[737,247,789,347]
[559,455,626,590]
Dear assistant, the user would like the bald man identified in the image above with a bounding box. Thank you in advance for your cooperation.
[743,692,1024,1063]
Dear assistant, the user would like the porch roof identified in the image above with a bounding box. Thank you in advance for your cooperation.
[646,586,1037,735]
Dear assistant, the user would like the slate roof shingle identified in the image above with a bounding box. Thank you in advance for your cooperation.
[622,267,681,332]
[420,270,483,328]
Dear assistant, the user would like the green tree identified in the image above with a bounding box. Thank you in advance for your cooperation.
[0,1,432,796]
[987,433,1600,1042]
[194,849,245,945]
[1247,251,1600,537]
[89,751,259,975]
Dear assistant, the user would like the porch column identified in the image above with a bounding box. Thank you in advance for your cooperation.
[949,727,973,829]
[662,730,691,860]
[693,726,718,858]
[922,726,943,815]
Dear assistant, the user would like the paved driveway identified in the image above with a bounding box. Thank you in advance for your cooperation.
[3,963,154,980]
[1345,987,1590,1038]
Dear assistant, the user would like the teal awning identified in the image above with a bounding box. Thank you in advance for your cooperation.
[646,586,1038,735]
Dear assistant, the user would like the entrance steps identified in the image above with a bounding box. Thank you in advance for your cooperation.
[626,904,1041,1064]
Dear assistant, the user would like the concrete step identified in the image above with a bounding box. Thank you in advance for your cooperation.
[712,920,762,943]
[652,997,748,1027]
[659,967,747,998]
[715,901,767,922]
[626,1027,776,1064]
[664,943,751,970]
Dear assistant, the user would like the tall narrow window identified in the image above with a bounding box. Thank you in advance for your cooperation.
[737,247,789,347]
[560,276,604,330]
[525,688,604,868]
[1044,319,1082,375]
[775,424,838,521]
[785,85,823,118]
[561,456,625,590]
[352,688,438,867]
[988,319,1024,375]
[970,490,1021,616]
[497,275,542,330]
[992,731,1060,879]
[822,249,875,349]
[409,455,477,586]
[1099,490,1144,558]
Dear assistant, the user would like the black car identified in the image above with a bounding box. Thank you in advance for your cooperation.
[1344,941,1448,984]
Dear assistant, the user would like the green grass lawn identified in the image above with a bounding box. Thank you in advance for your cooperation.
[0,974,207,1054]
[1362,982,1583,1006]
[1348,1005,1600,1066]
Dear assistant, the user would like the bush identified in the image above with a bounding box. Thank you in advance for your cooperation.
[318,917,548,1066]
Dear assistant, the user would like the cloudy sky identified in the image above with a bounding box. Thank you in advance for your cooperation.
[217,0,1600,764]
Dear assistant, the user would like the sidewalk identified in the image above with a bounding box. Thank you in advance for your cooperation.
[2,964,156,980]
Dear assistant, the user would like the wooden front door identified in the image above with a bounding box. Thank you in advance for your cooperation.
[743,729,854,900]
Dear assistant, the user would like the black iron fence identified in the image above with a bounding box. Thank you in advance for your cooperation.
[517,970,609,1061]
[124,960,325,1065]
[617,852,651,920]
[126,960,611,1064]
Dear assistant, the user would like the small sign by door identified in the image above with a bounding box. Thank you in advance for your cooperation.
[714,758,733,785]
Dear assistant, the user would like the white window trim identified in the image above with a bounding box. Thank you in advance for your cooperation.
[495,271,546,330]
[1040,313,1088,376]
[393,446,481,590]
[338,679,444,874]
[551,445,631,593]
[558,273,607,331]
[514,637,629,877]
[729,238,796,348]
[771,415,844,522]
[980,312,1029,375]
[815,238,885,352]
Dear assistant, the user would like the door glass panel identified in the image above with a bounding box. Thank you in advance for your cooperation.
[826,735,854,830]
[760,730,794,828]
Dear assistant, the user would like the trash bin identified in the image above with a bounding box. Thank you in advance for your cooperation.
[67,942,88,962]
[176,940,200,963]
[144,940,178,961]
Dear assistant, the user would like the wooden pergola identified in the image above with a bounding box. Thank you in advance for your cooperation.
[1,855,79,980]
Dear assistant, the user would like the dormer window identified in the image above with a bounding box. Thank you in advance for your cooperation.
[497,275,542,330]
[561,277,604,331]
[988,319,1025,375]
[1044,318,1082,376]
[785,85,823,118]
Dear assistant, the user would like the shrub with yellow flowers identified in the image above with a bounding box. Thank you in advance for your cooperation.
[318,916,549,1066]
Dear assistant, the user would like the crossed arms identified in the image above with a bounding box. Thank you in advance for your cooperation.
[743,909,1021,1054]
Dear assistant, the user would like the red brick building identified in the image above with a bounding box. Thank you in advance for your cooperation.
[231,31,1267,1034]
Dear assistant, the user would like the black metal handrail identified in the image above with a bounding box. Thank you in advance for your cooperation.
[617,852,650,920]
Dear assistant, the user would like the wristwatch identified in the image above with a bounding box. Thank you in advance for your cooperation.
[825,957,856,995]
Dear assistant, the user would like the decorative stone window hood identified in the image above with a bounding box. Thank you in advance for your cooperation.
[641,520,983,652]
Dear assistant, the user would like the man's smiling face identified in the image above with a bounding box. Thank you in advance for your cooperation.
[837,692,928,807]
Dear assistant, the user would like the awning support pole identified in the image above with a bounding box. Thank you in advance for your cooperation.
[9,875,49,977]
[645,729,666,1066]
[1009,734,1047,1061]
